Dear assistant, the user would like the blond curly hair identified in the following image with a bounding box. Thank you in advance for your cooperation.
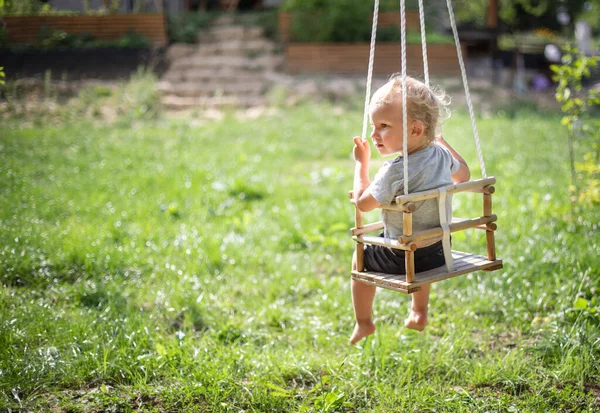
[370,75,451,144]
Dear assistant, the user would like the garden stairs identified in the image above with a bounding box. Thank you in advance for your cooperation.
[158,15,283,110]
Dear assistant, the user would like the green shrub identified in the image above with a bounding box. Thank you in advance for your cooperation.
[233,10,279,41]
[115,66,160,122]
[282,0,448,43]
[13,27,152,50]
[38,27,96,49]
[167,10,279,44]
[115,30,151,48]
[285,0,373,43]
[551,46,600,207]
[167,11,216,43]
[282,0,418,12]
[0,0,43,15]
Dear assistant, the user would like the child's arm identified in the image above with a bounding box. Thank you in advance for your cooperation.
[353,137,380,212]
[436,136,471,184]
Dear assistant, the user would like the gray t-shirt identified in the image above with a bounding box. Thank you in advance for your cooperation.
[370,144,460,240]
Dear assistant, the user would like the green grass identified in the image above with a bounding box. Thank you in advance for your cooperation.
[0,100,599,412]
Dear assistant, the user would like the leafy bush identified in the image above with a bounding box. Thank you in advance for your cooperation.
[38,27,96,49]
[551,46,600,207]
[283,0,373,43]
[452,0,598,31]
[0,0,44,15]
[114,66,160,122]
[282,0,449,43]
[233,10,279,41]
[0,0,155,15]
[114,30,151,48]
[0,0,77,16]
[166,11,217,44]
[281,0,418,12]
[2,27,152,50]
[166,10,279,44]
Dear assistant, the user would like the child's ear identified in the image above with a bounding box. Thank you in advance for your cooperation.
[410,120,424,137]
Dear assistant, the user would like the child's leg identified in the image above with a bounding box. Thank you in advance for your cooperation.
[350,250,376,344]
[404,284,430,331]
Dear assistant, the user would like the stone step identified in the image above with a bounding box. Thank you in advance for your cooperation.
[166,40,276,63]
[162,68,265,83]
[158,80,267,97]
[196,39,276,55]
[197,25,264,43]
[170,54,284,71]
[213,14,235,26]
[161,22,278,109]
[165,43,197,63]
[163,94,267,110]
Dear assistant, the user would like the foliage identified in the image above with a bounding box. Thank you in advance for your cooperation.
[72,66,160,123]
[38,27,94,49]
[109,0,121,14]
[233,10,279,41]
[0,0,44,15]
[0,66,4,85]
[282,0,451,43]
[0,0,156,15]
[113,29,151,48]
[0,66,159,124]
[0,0,77,16]
[284,0,373,43]
[282,0,598,32]
[551,46,600,206]
[166,11,216,44]
[497,29,567,52]
[113,66,161,121]
[282,0,419,12]
[578,0,600,27]
[1,28,151,50]
[452,0,596,31]
[166,10,279,44]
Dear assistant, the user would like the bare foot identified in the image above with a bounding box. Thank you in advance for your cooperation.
[404,310,427,332]
[349,321,376,344]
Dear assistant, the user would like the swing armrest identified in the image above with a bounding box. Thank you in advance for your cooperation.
[394,177,496,204]
[452,217,497,231]
[350,221,384,236]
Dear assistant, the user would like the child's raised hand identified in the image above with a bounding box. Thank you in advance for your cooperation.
[353,136,371,164]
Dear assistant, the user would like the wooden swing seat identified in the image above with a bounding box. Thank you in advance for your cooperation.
[350,177,503,294]
[352,250,503,294]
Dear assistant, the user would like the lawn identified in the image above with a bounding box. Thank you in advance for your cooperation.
[0,98,598,411]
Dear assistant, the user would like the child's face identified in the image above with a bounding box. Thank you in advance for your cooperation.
[369,98,426,157]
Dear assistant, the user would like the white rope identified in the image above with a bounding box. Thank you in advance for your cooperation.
[417,0,430,88]
[400,0,409,195]
[361,0,380,140]
[445,0,487,177]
